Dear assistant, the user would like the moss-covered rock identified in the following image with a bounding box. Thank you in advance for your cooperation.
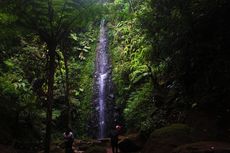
[142,124,192,153]
[151,123,191,138]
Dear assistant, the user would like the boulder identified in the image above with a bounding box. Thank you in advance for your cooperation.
[142,124,192,153]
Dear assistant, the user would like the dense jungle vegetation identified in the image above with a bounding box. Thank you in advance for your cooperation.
[1,0,230,153]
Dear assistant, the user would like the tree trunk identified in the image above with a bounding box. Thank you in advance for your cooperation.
[63,51,71,128]
[44,45,56,153]
[147,65,159,88]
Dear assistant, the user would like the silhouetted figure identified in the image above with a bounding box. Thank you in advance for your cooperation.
[110,126,120,153]
[63,128,74,153]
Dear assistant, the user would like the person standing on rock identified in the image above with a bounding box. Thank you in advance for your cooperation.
[110,125,120,153]
[64,128,74,153]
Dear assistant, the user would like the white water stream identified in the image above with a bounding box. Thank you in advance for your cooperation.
[96,19,109,138]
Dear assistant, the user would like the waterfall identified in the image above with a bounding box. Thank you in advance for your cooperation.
[94,19,111,139]
[98,73,107,138]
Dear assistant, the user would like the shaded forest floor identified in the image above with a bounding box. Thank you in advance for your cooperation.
[1,131,230,153]
[0,144,33,153]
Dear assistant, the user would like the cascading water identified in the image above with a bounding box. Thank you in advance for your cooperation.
[94,19,111,139]
[98,73,106,138]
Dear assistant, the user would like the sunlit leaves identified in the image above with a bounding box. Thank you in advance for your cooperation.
[70,33,78,41]
[129,65,150,84]
[70,32,94,60]
[0,12,16,24]
[110,17,152,90]
[0,69,35,112]
[3,60,14,69]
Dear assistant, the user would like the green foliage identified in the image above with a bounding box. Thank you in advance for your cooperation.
[0,5,20,60]
[73,27,98,137]
[104,0,131,22]
[108,1,157,133]
[0,12,16,24]
[107,0,230,138]
[109,18,152,102]
[53,24,99,137]
[0,58,43,143]
[140,0,230,124]
[124,82,155,131]
[1,0,229,144]
[0,0,103,146]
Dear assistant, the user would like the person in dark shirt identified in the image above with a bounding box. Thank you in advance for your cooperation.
[63,128,74,153]
[110,125,120,153]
